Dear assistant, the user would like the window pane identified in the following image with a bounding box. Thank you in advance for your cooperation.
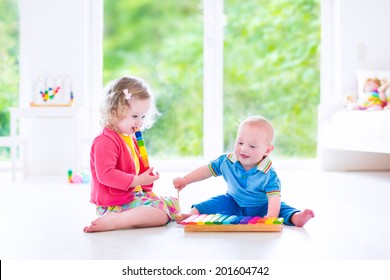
[0,0,19,160]
[223,0,320,158]
[104,0,203,159]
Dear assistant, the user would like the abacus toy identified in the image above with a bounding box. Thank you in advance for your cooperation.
[134,128,149,168]
[31,75,74,107]
[40,86,61,101]
[180,214,283,232]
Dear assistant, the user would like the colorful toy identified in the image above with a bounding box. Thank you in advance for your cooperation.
[67,169,91,184]
[180,214,283,232]
[31,75,74,107]
[67,169,73,183]
[40,86,61,102]
[134,128,149,168]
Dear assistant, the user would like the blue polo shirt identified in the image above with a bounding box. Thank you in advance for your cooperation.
[208,153,281,207]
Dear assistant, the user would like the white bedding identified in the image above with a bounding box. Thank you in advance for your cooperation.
[320,109,390,153]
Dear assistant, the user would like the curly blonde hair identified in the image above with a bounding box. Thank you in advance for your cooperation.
[100,76,160,131]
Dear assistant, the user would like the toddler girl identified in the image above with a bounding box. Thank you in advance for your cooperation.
[83,76,180,233]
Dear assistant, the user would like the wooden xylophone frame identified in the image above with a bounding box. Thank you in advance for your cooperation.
[181,214,283,232]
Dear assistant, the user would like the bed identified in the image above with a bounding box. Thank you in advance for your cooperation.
[320,109,390,154]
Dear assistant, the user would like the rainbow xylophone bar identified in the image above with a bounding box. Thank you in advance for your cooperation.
[134,128,149,168]
[180,214,283,232]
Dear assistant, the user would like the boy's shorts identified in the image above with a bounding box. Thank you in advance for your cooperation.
[96,190,181,221]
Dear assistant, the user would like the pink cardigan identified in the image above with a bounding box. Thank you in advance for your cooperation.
[89,127,153,207]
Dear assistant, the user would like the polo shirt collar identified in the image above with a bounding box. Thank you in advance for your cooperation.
[227,153,272,173]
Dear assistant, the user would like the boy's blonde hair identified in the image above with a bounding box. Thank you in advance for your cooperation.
[100,76,160,130]
[239,115,275,145]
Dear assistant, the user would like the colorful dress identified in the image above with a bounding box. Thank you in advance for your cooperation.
[359,90,385,110]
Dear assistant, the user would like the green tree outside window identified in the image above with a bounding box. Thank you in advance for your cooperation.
[0,0,19,160]
[104,0,320,159]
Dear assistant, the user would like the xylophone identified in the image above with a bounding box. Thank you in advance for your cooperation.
[134,128,149,168]
[180,214,283,232]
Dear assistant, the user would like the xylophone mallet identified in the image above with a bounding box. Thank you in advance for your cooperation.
[134,128,149,168]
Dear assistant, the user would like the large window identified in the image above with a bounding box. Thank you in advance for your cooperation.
[0,0,19,160]
[103,0,320,160]
[223,0,320,157]
[104,1,204,160]
[0,0,320,169]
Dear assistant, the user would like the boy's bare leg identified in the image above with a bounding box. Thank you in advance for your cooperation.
[175,208,200,224]
[291,209,315,227]
[83,206,169,233]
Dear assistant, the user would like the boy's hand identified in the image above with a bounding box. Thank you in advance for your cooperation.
[173,177,187,191]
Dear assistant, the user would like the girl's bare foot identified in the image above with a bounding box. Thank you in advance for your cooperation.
[83,212,117,233]
[291,209,315,227]
[84,207,170,232]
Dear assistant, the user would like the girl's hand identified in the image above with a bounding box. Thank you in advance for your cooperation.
[172,177,187,191]
[137,167,160,185]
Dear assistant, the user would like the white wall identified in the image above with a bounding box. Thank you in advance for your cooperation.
[319,0,390,171]
[18,0,102,175]
[324,0,390,104]
[19,0,84,107]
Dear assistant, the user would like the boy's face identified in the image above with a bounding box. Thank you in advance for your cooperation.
[234,123,274,170]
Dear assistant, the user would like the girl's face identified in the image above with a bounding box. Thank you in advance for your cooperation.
[116,98,151,135]
[234,123,274,170]
[364,80,380,92]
